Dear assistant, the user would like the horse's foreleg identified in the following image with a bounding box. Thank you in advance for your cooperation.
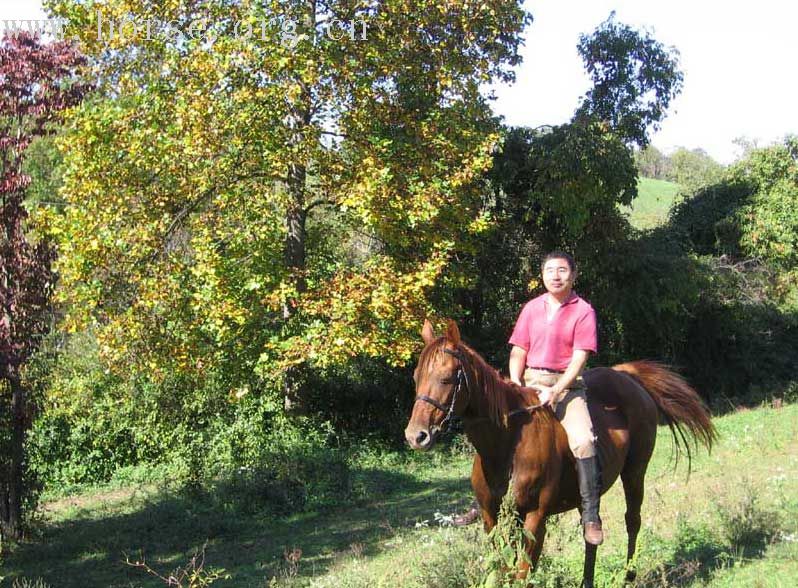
[517,509,547,578]
[621,469,645,583]
[471,454,501,532]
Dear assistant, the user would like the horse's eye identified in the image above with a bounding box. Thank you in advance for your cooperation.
[440,378,452,385]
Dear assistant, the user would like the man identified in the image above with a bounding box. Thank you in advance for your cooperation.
[454,251,603,546]
[508,251,602,545]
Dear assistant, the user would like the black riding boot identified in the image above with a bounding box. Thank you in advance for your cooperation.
[576,456,604,545]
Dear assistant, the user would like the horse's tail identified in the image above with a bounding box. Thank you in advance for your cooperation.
[612,360,717,468]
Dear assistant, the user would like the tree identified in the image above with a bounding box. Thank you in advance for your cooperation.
[20,135,65,209]
[735,136,798,272]
[464,120,637,346]
[575,12,683,148]
[634,144,669,179]
[459,14,683,364]
[0,31,86,537]
[48,1,530,409]
[667,146,723,190]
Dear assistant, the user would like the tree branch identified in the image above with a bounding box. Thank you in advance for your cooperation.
[304,197,338,214]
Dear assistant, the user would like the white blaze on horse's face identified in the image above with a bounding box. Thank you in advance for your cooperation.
[404,346,461,451]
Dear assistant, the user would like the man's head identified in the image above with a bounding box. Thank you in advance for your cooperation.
[540,251,577,298]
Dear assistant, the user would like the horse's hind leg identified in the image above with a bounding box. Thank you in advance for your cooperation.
[582,542,598,588]
[621,467,646,583]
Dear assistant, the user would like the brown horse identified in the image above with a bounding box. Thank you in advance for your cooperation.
[404,320,716,587]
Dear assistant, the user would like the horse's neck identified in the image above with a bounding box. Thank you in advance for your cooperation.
[468,356,528,414]
[463,418,514,462]
[462,357,526,457]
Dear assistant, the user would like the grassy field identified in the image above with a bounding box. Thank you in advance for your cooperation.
[2,403,797,587]
[622,178,681,229]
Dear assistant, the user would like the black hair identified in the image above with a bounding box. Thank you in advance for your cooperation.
[540,251,577,272]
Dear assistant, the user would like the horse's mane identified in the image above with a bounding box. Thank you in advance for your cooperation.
[419,337,544,429]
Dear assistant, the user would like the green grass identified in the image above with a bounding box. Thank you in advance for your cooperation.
[622,177,681,229]
[2,404,797,587]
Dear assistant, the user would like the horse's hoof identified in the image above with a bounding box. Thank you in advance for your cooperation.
[452,507,480,527]
[625,569,637,583]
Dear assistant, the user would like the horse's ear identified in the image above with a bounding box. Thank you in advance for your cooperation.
[421,319,436,345]
[445,319,461,346]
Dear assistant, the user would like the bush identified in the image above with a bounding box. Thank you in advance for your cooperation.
[26,328,355,517]
[635,139,798,406]
[202,416,350,515]
[669,179,753,257]
[416,528,482,588]
[473,491,534,588]
[716,481,782,554]
[670,137,798,271]
[679,257,798,404]
[298,358,414,448]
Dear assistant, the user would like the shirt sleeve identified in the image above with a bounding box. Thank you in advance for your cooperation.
[573,307,598,353]
[508,302,533,350]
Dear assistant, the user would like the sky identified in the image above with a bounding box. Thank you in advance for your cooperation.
[4,0,798,164]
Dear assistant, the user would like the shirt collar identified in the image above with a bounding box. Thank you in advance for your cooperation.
[544,292,579,307]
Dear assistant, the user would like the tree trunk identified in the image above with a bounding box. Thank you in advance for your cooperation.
[281,94,310,413]
[6,371,25,538]
[281,0,314,411]
[0,484,8,527]
[284,199,307,296]
[283,199,307,413]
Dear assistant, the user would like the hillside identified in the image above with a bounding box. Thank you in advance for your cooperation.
[623,177,681,229]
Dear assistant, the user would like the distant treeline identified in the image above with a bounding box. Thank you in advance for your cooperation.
[634,144,725,189]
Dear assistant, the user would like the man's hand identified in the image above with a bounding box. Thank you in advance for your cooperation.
[531,384,562,407]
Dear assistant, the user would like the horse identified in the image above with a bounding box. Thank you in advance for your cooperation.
[404,320,716,587]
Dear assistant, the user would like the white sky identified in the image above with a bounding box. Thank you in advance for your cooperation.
[4,0,798,163]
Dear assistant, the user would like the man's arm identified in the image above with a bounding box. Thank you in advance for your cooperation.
[509,345,527,386]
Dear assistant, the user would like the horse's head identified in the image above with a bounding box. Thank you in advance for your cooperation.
[404,319,471,450]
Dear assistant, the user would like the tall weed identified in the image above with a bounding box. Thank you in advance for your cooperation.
[715,480,782,554]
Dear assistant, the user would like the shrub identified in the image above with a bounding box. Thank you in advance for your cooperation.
[668,179,753,257]
[716,481,782,554]
[416,528,482,588]
[473,491,533,588]
[204,418,351,515]
[26,328,355,517]
[679,256,798,404]
[125,542,230,587]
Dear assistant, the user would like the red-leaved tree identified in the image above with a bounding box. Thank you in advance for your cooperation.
[0,31,87,538]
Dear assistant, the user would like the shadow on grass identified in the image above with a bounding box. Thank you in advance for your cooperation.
[634,520,778,587]
[2,466,473,587]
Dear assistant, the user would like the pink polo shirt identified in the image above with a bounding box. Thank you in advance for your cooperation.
[508,292,597,371]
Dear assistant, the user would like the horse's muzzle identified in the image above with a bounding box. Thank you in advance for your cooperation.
[404,425,439,450]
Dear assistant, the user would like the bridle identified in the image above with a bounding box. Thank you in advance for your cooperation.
[413,347,471,433]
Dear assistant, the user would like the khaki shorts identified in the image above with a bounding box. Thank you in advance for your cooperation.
[524,368,596,459]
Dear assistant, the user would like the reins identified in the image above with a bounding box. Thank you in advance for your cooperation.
[507,402,545,419]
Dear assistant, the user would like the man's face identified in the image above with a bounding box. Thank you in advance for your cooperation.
[542,258,575,296]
